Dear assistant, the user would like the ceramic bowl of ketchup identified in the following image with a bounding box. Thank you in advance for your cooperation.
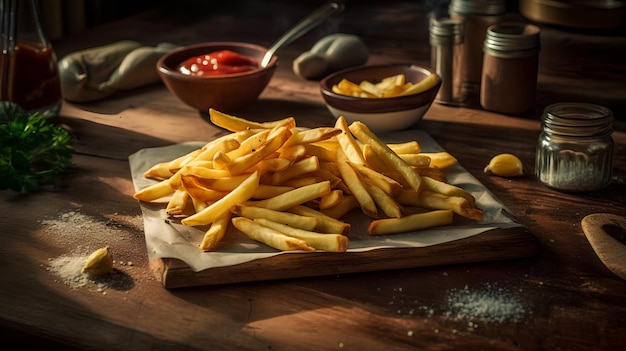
[157,42,277,113]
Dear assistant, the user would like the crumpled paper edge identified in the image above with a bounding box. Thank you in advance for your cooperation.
[129,130,523,272]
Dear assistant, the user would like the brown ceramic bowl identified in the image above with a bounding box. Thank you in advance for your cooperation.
[157,42,277,113]
[320,63,441,133]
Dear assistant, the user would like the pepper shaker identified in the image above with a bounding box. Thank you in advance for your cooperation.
[449,0,505,107]
[429,17,465,106]
[480,22,541,115]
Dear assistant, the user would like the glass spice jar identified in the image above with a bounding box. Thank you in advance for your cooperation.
[535,103,614,192]
[480,22,541,115]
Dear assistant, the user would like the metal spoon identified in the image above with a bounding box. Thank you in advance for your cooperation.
[260,1,345,68]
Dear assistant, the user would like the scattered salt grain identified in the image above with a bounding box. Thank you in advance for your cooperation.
[446,283,526,324]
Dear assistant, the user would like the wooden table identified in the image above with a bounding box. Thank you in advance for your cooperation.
[2,1,625,350]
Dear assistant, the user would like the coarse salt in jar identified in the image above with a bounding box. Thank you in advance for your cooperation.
[535,103,614,192]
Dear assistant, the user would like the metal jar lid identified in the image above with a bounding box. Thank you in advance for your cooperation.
[429,17,464,45]
[542,102,614,138]
[450,0,506,16]
[484,23,541,58]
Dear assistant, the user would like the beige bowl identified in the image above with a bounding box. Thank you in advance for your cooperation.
[320,63,441,133]
[157,42,277,113]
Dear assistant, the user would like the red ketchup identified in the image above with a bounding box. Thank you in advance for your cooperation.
[177,50,259,76]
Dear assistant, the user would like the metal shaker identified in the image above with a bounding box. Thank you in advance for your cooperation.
[429,17,464,106]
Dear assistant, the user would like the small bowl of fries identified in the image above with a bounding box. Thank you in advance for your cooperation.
[157,41,278,113]
[320,63,441,133]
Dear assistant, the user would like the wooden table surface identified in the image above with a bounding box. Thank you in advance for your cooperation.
[2,1,625,350]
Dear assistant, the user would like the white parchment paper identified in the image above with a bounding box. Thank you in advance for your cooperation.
[129,130,523,272]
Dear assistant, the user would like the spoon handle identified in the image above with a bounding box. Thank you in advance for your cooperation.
[261,1,345,67]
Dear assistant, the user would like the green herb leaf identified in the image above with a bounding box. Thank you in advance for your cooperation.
[0,101,75,193]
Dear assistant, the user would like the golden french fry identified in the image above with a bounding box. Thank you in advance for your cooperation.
[398,73,438,96]
[368,209,454,236]
[166,188,190,217]
[194,138,240,162]
[252,180,331,211]
[336,147,378,218]
[144,149,202,180]
[209,108,296,132]
[262,156,319,185]
[388,141,421,154]
[420,152,458,169]
[283,176,318,188]
[181,164,230,180]
[363,182,402,218]
[252,184,294,199]
[304,143,336,162]
[200,211,231,251]
[361,144,388,173]
[133,171,182,202]
[180,174,229,203]
[288,205,351,235]
[413,167,448,183]
[320,194,359,220]
[334,116,365,164]
[211,151,231,170]
[319,189,344,210]
[283,127,341,147]
[278,144,307,160]
[247,157,292,174]
[253,218,349,252]
[232,217,315,251]
[348,161,402,197]
[232,204,318,231]
[421,176,476,204]
[397,189,483,221]
[398,153,431,167]
[225,129,271,160]
[349,121,422,194]
[181,171,260,226]
[228,126,292,175]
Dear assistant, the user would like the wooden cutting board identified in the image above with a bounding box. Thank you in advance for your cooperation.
[151,226,538,288]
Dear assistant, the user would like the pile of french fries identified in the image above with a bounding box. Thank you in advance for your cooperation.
[332,73,439,98]
[133,109,483,253]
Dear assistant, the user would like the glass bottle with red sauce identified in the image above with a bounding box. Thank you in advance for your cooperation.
[1,0,62,118]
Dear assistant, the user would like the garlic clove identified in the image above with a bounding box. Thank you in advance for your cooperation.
[484,153,523,177]
[82,246,113,276]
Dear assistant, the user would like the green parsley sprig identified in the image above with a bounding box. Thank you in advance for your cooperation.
[0,101,75,193]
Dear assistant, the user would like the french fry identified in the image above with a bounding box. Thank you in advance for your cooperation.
[133,171,182,202]
[253,218,349,252]
[288,205,351,235]
[349,121,423,194]
[398,153,431,167]
[200,211,231,251]
[388,141,421,154]
[336,147,378,218]
[368,209,454,235]
[420,152,458,169]
[397,189,483,220]
[304,143,336,162]
[166,188,190,217]
[231,217,315,251]
[320,194,359,220]
[181,171,260,226]
[262,156,319,185]
[209,108,296,132]
[334,116,365,164]
[363,182,402,218]
[421,176,476,204]
[180,174,229,203]
[227,126,292,175]
[319,189,344,210]
[283,127,341,147]
[348,161,402,197]
[231,204,318,231]
[252,180,331,211]
[252,184,294,199]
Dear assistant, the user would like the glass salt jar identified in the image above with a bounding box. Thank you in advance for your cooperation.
[535,103,614,192]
